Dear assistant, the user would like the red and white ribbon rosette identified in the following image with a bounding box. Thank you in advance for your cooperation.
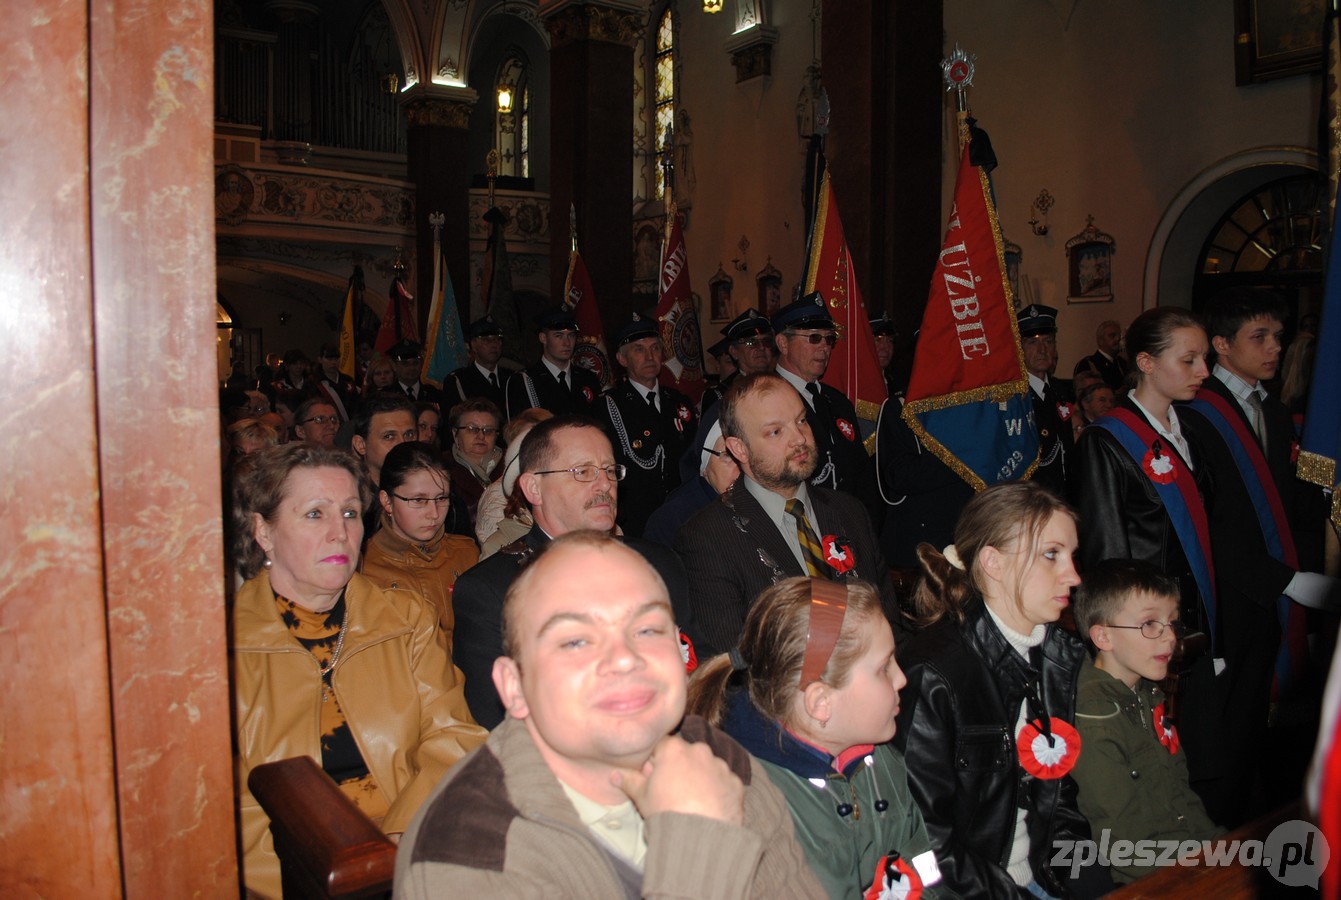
[1152,702,1179,755]
[863,853,923,900]
[821,535,856,574]
[1141,447,1177,485]
[1017,718,1082,779]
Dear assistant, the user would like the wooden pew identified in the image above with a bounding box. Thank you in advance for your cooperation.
[1108,801,1313,899]
[248,757,396,899]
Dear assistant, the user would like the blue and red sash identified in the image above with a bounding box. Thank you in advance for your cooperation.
[1092,409,1217,650]
[1186,388,1306,695]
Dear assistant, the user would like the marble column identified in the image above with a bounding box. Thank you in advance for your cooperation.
[542,0,642,336]
[89,0,239,893]
[403,85,478,336]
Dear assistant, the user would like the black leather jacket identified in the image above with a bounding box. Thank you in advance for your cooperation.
[894,596,1105,898]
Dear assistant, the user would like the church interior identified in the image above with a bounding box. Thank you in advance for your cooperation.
[2,0,1328,893]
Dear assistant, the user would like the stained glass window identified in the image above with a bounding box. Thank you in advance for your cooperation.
[654,7,675,200]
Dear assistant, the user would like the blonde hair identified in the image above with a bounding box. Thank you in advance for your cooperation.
[685,578,884,729]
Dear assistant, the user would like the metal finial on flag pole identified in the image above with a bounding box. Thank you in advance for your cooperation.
[569,202,577,254]
[428,211,445,244]
[942,44,977,151]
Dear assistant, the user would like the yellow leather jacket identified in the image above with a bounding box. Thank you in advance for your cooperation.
[232,570,487,898]
[360,519,479,651]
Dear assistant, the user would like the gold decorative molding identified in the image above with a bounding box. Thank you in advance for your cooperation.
[403,96,474,129]
[544,4,642,49]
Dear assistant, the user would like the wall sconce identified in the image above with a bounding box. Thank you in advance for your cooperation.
[1028,189,1054,237]
[496,84,514,113]
[703,0,724,12]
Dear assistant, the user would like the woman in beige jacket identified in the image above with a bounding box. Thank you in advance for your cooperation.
[230,442,486,898]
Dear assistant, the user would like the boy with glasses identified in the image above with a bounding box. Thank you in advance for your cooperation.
[1072,558,1221,885]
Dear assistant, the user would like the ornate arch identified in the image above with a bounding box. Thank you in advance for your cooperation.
[379,0,426,88]
[1142,146,1318,309]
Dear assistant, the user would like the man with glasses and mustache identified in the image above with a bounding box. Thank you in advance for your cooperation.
[450,415,700,728]
[770,293,880,523]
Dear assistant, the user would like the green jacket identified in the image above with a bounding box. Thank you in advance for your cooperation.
[719,691,953,899]
[1072,659,1221,884]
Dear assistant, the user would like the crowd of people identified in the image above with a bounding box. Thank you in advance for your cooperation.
[222,286,1337,899]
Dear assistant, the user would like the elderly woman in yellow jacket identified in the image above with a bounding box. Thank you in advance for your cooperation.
[230,442,487,899]
[361,441,479,650]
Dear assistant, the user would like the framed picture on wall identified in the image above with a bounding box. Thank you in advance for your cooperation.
[708,264,733,322]
[756,259,783,316]
[1234,0,1325,85]
[1065,216,1116,304]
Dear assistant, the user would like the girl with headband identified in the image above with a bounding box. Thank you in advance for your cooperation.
[687,578,945,899]
[894,481,1110,898]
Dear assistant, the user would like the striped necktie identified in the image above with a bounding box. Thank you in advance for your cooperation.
[785,497,828,578]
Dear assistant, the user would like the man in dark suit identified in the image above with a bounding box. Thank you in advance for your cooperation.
[600,313,698,538]
[699,308,774,414]
[1179,289,1338,824]
[504,306,602,419]
[770,293,881,524]
[674,373,898,654]
[446,315,508,411]
[450,415,698,727]
[1072,319,1130,392]
[387,338,449,409]
[1018,304,1074,498]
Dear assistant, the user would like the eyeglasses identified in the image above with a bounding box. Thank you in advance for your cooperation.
[453,424,498,437]
[533,464,627,483]
[785,332,837,346]
[301,415,338,426]
[390,493,451,509]
[393,356,423,364]
[736,337,770,348]
[702,447,724,457]
[1106,619,1187,640]
[245,404,270,415]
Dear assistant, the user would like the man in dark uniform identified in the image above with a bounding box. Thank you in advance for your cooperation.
[504,306,602,418]
[1018,304,1074,498]
[770,292,880,524]
[388,338,449,409]
[600,313,698,538]
[1072,319,1130,392]
[446,315,508,411]
[869,314,904,399]
[699,308,774,414]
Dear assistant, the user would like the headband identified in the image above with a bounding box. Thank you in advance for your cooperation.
[799,579,849,686]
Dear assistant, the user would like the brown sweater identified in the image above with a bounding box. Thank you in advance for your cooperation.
[394,716,825,899]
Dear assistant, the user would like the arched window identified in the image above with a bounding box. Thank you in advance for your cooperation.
[495,53,529,178]
[1193,172,1326,322]
[653,6,676,201]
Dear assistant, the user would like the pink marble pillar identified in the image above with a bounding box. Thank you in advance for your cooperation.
[89,0,238,894]
[0,0,237,894]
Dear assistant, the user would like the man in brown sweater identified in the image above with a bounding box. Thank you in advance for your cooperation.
[394,531,823,899]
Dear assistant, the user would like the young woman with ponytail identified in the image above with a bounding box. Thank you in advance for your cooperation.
[686,577,945,899]
[894,482,1109,899]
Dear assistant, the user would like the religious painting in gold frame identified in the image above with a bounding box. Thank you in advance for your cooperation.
[1234,0,1325,85]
